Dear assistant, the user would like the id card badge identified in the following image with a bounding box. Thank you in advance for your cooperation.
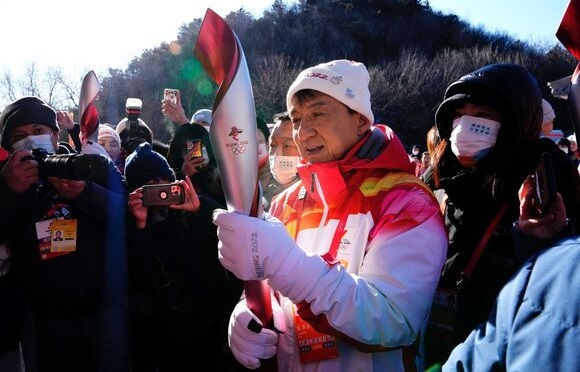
[293,304,338,364]
[50,219,77,252]
[35,219,69,260]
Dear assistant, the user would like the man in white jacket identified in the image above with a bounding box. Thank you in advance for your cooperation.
[213,60,448,371]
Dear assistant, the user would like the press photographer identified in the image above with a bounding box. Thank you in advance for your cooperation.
[116,98,154,156]
[0,96,129,370]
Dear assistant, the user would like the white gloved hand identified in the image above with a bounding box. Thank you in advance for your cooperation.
[213,209,300,281]
[229,296,286,369]
[213,209,341,303]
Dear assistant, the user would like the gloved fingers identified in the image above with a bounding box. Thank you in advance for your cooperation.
[213,208,241,231]
[229,301,279,369]
[231,303,279,345]
[229,327,278,368]
[217,239,255,280]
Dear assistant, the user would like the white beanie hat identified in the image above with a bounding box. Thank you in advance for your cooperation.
[191,109,212,125]
[286,60,374,124]
[542,99,556,125]
[98,123,120,144]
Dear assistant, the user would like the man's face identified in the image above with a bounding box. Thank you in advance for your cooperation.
[289,93,369,163]
[9,123,58,152]
[268,119,299,157]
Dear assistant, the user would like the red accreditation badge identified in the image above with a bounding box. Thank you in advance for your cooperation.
[293,304,339,364]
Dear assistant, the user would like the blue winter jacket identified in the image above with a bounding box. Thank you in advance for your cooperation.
[443,236,580,371]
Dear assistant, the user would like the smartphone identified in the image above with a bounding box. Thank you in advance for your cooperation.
[164,88,179,105]
[142,183,185,207]
[534,152,557,214]
[185,139,202,159]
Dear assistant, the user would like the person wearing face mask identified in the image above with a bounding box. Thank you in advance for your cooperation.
[256,117,274,209]
[422,63,580,367]
[263,111,301,210]
[0,96,130,371]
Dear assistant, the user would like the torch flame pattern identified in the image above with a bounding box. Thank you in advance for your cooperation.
[557,0,580,140]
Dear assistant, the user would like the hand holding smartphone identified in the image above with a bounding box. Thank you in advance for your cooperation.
[185,139,202,159]
[142,183,185,207]
[164,88,179,105]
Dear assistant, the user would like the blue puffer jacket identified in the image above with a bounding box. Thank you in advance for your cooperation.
[443,236,580,371]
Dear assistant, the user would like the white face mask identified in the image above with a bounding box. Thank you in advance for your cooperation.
[450,116,501,167]
[559,146,569,154]
[11,134,55,153]
[269,155,300,186]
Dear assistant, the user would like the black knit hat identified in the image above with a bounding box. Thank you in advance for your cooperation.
[124,142,175,191]
[0,96,59,149]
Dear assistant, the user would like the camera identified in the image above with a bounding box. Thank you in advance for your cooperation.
[142,183,185,207]
[28,148,108,181]
[125,98,143,140]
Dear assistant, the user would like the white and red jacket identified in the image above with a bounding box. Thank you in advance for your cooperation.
[268,125,448,371]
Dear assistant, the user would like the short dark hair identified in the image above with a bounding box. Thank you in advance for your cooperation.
[273,111,290,123]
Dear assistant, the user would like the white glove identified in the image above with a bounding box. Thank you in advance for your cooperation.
[229,296,286,369]
[213,209,298,281]
[213,209,342,302]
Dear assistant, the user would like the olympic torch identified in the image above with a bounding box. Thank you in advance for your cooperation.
[556,0,580,139]
[193,7,275,343]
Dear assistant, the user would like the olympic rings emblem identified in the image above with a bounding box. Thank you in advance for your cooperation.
[231,146,246,154]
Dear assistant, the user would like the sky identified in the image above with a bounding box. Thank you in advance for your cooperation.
[428,0,570,46]
[0,0,279,76]
[0,0,572,78]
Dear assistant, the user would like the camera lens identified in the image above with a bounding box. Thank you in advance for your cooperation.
[34,151,108,181]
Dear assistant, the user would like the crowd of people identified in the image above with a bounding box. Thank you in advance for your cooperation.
[0,59,578,372]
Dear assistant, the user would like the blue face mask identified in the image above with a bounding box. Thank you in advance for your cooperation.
[11,134,55,153]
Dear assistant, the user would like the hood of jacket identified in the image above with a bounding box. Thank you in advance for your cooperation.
[434,63,543,197]
[296,124,415,203]
[435,63,542,148]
